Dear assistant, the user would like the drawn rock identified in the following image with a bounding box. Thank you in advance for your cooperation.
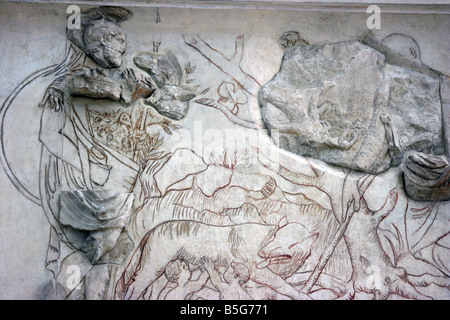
[259,38,444,174]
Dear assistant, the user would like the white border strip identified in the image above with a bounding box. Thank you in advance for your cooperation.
[1,0,449,14]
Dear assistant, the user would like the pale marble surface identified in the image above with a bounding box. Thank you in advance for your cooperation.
[0,1,449,300]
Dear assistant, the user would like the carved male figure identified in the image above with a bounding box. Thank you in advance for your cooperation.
[37,6,147,300]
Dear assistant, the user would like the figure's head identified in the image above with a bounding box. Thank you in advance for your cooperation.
[164,259,191,283]
[67,6,132,69]
[224,261,250,285]
[257,217,319,279]
[381,33,422,70]
[83,19,126,68]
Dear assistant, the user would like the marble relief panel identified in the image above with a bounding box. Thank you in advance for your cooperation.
[0,4,448,300]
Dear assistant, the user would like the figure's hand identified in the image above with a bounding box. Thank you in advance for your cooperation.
[200,256,216,270]
[338,129,357,150]
[122,68,139,84]
[122,67,153,87]
[121,68,155,104]
[200,256,211,266]
[39,77,64,111]
[405,152,448,178]
[341,175,362,223]
[39,87,64,111]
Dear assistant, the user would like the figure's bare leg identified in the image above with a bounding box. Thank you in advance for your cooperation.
[288,271,350,298]
[81,228,123,264]
[251,267,312,300]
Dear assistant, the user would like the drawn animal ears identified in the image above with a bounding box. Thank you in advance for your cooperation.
[278,216,289,229]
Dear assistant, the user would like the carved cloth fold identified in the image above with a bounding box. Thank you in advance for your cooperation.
[59,190,133,231]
